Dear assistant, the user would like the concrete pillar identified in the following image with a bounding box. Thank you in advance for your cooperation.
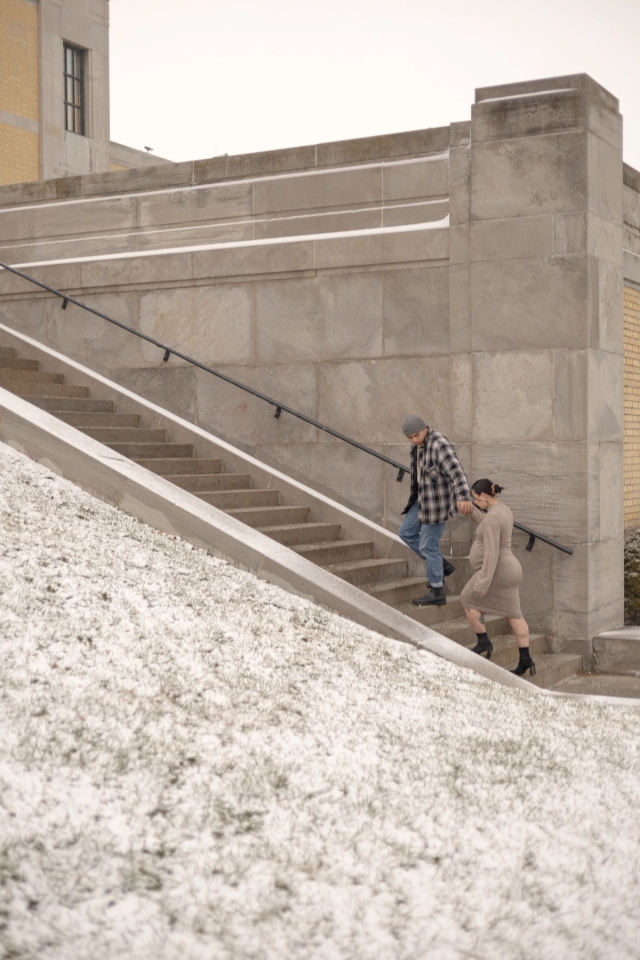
[454,75,624,659]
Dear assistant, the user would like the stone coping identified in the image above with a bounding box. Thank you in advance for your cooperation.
[0,125,457,209]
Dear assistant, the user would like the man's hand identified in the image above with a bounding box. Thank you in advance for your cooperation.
[457,501,473,516]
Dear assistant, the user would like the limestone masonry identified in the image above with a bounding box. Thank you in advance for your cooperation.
[0,67,638,664]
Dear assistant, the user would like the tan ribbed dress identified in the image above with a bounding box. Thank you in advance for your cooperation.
[459,502,523,619]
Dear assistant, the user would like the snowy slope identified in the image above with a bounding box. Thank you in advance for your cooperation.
[1,441,639,960]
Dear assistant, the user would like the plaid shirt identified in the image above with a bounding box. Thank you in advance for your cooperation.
[402,429,472,525]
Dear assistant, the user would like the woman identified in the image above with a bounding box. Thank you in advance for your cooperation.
[460,479,535,677]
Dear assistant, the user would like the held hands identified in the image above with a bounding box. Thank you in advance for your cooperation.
[457,501,473,516]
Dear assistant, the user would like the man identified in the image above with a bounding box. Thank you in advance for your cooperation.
[398,414,473,607]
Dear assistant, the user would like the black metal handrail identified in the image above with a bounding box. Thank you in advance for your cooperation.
[0,259,573,556]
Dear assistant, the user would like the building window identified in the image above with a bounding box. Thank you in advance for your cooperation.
[63,43,85,135]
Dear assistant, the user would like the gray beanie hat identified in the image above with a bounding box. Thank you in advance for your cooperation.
[402,413,427,437]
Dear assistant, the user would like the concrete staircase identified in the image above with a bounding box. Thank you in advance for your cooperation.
[0,345,584,690]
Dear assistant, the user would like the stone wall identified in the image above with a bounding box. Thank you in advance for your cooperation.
[0,73,627,656]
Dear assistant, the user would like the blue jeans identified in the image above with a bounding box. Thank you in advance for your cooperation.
[398,502,446,588]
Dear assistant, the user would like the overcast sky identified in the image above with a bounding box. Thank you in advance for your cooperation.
[109,0,640,170]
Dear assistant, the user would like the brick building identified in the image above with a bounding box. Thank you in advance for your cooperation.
[0,0,172,185]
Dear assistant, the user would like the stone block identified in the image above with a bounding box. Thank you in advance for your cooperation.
[473,351,554,441]
[81,252,192,289]
[588,349,623,442]
[472,442,588,541]
[254,208,380,240]
[470,216,554,262]
[448,263,471,354]
[553,349,587,442]
[192,240,314,281]
[587,215,623,264]
[593,628,640,675]
[138,284,253,366]
[449,224,470,265]
[315,127,450,167]
[137,182,253,229]
[471,131,587,221]
[451,353,472,441]
[598,441,624,541]
[317,356,451,445]
[0,297,48,343]
[448,145,470,226]
[588,134,623,223]
[314,226,448,271]
[554,213,587,255]
[257,441,385,524]
[255,272,383,363]
[382,157,448,203]
[194,362,318,446]
[470,255,588,351]
[222,145,317,183]
[31,194,136,238]
[47,291,142,374]
[592,256,623,353]
[382,266,449,357]
[112,366,197,423]
[382,200,448,228]
[253,166,381,216]
[471,89,588,143]
[0,208,32,242]
[588,536,625,636]
[623,184,640,231]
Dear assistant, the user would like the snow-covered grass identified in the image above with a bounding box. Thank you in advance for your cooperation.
[1,441,640,960]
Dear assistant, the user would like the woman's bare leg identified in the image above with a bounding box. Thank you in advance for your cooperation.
[463,607,486,633]
[509,616,529,648]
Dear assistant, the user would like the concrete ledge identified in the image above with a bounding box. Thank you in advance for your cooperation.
[593,627,640,676]
[0,381,532,693]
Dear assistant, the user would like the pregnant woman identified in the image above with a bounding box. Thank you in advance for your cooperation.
[460,479,535,677]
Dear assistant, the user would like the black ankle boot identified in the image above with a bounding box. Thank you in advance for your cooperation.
[471,632,493,659]
[443,558,456,578]
[510,647,536,676]
[412,586,446,607]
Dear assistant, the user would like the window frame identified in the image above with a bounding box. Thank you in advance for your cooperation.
[63,42,86,136]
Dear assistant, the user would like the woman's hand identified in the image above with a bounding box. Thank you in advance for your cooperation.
[457,501,473,516]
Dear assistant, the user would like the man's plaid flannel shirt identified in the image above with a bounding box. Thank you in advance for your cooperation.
[403,428,472,525]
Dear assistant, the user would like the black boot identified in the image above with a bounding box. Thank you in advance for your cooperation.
[443,558,456,578]
[510,647,536,677]
[412,586,446,607]
[471,632,493,659]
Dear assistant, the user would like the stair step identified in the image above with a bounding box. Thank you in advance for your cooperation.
[431,614,511,643]
[106,442,194,459]
[367,576,428,607]
[1,382,89,398]
[81,426,167,443]
[0,357,40,370]
[395,596,466,626]
[0,369,64,383]
[0,347,17,358]
[504,653,583,689]
[460,632,547,670]
[134,457,223,476]
[29,396,114,413]
[326,557,407,586]
[199,489,280,509]
[295,540,374,565]
[55,412,141,427]
[257,522,342,546]
[170,473,251,492]
[227,505,310,527]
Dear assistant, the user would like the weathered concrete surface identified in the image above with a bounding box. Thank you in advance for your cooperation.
[593,627,640,675]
